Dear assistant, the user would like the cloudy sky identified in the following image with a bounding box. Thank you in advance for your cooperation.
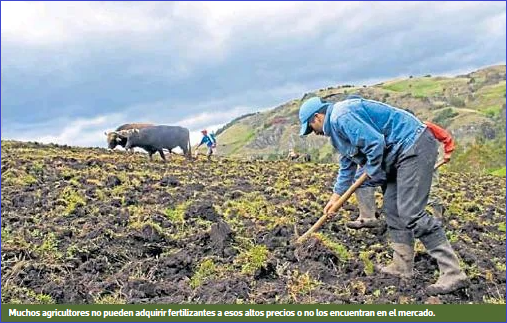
[1,1,505,147]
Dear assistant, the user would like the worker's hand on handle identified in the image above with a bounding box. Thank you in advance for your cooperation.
[323,193,341,216]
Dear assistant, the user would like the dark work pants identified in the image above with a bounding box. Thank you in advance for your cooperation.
[382,128,447,250]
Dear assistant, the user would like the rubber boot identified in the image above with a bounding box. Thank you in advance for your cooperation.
[347,186,380,229]
[425,241,469,295]
[380,243,414,278]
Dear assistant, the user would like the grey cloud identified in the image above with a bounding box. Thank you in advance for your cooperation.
[1,1,505,147]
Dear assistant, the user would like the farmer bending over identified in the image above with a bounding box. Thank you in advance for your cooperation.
[298,96,468,295]
[348,120,455,229]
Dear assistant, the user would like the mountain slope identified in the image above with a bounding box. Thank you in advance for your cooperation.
[216,65,506,173]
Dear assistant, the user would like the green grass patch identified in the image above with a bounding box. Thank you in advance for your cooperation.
[478,81,506,99]
[382,78,441,98]
[190,259,217,289]
[217,124,255,155]
[36,232,63,259]
[359,251,375,276]
[382,78,469,98]
[449,138,506,174]
[482,105,504,118]
[165,201,191,224]
[315,233,351,262]
[490,167,506,177]
[1,169,37,187]
[60,187,86,216]
[5,287,55,304]
[224,192,276,226]
[236,244,269,275]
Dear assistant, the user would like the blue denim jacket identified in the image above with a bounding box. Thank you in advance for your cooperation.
[322,98,427,195]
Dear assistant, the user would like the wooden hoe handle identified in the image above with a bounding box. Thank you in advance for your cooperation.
[434,160,446,170]
[296,172,369,244]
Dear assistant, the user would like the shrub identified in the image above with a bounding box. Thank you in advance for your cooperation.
[432,108,458,127]
[449,97,466,107]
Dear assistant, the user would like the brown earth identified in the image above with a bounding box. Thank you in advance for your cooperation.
[1,141,505,304]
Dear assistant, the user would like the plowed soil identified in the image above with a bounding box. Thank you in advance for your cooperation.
[1,141,505,304]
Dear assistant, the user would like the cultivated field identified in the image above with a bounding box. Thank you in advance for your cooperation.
[1,141,505,304]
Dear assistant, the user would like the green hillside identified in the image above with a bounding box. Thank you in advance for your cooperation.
[216,65,506,175]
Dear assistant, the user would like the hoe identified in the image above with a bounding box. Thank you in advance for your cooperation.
[296,159,447,244]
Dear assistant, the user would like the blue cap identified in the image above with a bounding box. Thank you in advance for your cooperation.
[299,97,327,136]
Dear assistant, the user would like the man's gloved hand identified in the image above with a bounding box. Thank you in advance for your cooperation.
[324,193,341,215]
